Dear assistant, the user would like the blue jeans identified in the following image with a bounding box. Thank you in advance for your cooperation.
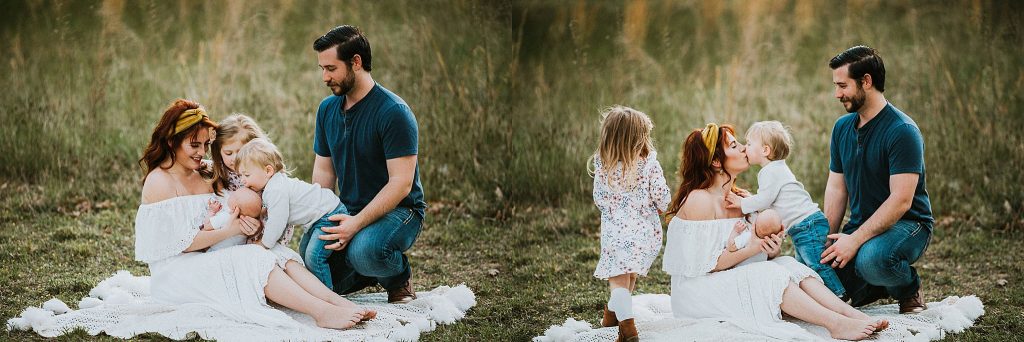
[789,211,846,297]
[838,219,932,306]
[298,202,350,290]
[326,207,422,294]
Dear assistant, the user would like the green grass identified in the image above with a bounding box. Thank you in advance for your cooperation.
[3,0,1023,341]
[3,197,1022,341]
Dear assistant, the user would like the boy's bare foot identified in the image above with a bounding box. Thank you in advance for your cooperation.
[870,319,889,333]
[313,306,363,330]
[827,316,874,341]
[360,308,377,321]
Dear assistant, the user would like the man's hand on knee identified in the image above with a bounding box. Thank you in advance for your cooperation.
[820,233,865,269]
[321,214,362,251]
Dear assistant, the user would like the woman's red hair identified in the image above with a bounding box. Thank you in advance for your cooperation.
[139,99,218,183]
[664,124,739,219]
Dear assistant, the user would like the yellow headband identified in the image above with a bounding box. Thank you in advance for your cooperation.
[701,123,719,165]
[172,108,210,136]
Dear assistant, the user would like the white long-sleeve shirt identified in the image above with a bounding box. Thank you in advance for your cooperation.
[740,160,820,229]
[261,172,340,248]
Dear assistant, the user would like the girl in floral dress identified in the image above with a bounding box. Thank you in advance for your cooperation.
[589,106,671,342]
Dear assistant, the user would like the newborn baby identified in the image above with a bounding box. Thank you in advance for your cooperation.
[202,187,265,250]
[728,209,784,251]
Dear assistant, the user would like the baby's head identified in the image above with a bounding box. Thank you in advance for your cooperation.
[754,209,784,238]
[745,121,793,165]
[228,187,263,219]
[235,138,288,191]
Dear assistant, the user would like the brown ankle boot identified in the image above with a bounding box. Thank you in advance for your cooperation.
[616,318,638,342]
[602,305,619,327]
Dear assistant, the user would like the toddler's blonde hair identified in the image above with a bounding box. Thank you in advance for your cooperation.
[746,121,793,161]
[590,105,655,191]
[236,138,290,175]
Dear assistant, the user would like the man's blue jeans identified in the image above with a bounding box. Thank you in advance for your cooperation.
[326,207,422,294]
[838,219,932,306]
[298,202,350,290]
[789,211,846,297]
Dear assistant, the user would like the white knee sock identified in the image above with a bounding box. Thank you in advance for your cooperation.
[608,287,634,321]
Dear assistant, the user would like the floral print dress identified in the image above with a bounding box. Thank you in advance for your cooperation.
[592,151,671,279]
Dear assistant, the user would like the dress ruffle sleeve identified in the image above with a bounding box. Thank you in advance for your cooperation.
[662,218,738,278]
[134,195,213,263]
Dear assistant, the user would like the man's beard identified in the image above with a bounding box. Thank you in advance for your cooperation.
[328,69,356,96]
[842,86,866,113]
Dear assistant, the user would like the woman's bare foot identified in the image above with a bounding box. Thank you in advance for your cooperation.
[839,307,888,332]
[324,297,376,322]
[313,305,363,329]
[827,316,875,341]
[841,306,872,321]
[327,296,358,309]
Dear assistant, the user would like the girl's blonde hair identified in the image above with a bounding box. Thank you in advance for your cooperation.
[589,105,655,191]
[212,114,268,194]
[235,138,290,176]
[746,121,793,161]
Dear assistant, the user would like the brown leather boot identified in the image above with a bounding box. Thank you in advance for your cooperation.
[601,305,618,327]
[616,318,639,342]
[387,269,417,304]
[898,290,927,314]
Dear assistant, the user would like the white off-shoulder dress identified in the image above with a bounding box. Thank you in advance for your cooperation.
[134,194,300,327]
[662,217,824,340]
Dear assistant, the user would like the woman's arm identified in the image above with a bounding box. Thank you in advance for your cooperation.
[711,237,763,271]
[184,208,260,252]
[677,190,761,272]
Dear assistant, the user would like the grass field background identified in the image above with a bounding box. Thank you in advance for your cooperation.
[2,0,1022,340]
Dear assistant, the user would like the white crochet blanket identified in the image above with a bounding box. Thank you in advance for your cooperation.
[534,294,984,342]
[7,271,476,341]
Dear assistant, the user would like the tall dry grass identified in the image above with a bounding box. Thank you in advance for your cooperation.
[2,0,1022,229]
[0,0,511,213]
[507,0,1024,229]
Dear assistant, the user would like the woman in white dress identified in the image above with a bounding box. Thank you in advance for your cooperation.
[135,99,371,329]
[661,123,885,340]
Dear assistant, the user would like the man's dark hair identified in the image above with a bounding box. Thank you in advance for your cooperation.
[314,25,372,72]
[829,45,885,92]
